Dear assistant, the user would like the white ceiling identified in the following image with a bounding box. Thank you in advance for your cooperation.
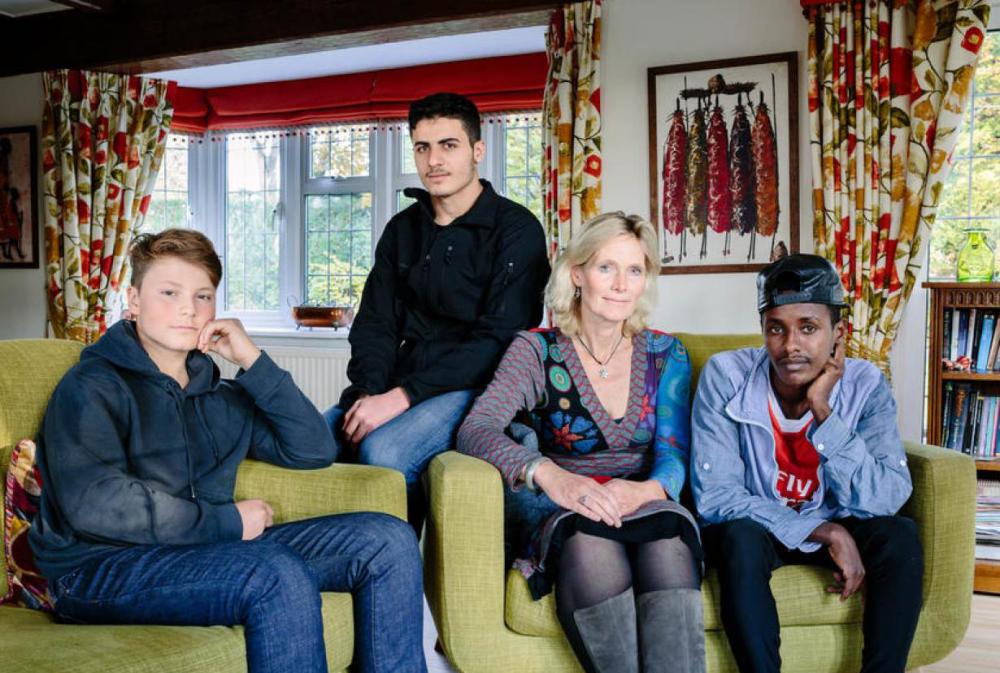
[150,25,547,88]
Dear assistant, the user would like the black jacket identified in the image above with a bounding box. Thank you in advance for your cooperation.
[29,320,335,582]
[342,180,549,407]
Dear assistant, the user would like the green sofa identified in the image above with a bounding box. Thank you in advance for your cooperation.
[425,333,977,673]
[0,338,407,673]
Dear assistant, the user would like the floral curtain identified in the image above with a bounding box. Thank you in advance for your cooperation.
[542,0,602,260]
[807,0,990,372]
[42,71,175,343]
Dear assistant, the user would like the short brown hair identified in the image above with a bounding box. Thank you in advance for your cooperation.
[129,228,222,288]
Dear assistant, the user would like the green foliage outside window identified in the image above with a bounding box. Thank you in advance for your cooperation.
[930,32,1000,279]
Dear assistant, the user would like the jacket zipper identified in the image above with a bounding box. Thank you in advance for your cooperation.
[169,388,198,500]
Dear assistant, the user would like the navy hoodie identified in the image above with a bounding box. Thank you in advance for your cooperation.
[29,320,336,582]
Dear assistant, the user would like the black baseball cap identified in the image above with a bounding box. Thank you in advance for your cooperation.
[757,254,848,314]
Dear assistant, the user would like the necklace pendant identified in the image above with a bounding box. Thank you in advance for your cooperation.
[598,367,609,379]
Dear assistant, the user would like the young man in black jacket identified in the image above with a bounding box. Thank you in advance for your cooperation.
[324,93,550,528]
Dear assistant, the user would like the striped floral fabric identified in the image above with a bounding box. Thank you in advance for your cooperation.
[41,70,175,343]
[541,0,603,261]
[807,0,990,371]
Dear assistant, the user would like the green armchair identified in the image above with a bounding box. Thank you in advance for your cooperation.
[0,338,407,673]
[425,333,976,673]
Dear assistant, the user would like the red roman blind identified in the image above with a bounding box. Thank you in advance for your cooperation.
[172,52,547,133]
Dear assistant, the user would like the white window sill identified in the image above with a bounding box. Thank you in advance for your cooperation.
[247,326,351,339]
[244,326,353,351]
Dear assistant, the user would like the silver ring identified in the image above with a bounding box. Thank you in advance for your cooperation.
[578,495,588,505]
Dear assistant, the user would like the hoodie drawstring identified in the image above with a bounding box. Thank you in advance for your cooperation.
[192,399,222,467]
[169,389,197,500]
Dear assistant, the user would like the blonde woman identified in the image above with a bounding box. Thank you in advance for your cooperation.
[457,213,704,673]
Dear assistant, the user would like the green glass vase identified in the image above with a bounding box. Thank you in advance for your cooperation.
[956,229,995,282]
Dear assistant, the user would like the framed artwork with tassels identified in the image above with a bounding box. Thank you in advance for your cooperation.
[0,126,38,269]
[648,51,799,274]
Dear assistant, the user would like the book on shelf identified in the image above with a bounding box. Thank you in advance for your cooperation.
[993,400,1000,456]
[977,544,1000,561]
[949,383,972,452]
[982,397,996,458]
[950,308,961,361]
[956,309,970,362]
[950,393,1000,457]
[943,308,953,361]
[942,381,955,447]
[988,316,1000,371]
[977,312,996,372]
[940,307,1000,372]
[969,308,980,361]
[979,477,1000,497]
[967,393,984,455]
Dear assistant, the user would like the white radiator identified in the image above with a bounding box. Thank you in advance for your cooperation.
[213,346,351,412]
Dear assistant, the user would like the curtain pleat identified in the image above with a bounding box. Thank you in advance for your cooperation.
[42,70,175,343]
[542,0,603,260]
[808,0,990,372]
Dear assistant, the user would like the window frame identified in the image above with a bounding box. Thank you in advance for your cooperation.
[927,25,1000,280]
[178,114,541,332]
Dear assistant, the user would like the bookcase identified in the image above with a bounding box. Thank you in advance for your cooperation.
[924,281,1000,594]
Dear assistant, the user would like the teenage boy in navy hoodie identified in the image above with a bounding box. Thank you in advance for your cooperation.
[29,229,427,673]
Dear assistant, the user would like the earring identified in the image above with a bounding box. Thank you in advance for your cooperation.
[574,286,581,299]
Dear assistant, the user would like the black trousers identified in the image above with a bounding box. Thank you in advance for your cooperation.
[703,516,923,673]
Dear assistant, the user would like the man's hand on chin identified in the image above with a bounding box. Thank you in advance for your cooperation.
[342,387,411,444]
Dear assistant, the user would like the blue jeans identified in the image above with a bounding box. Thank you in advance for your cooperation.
[51,512,427,673]
[324,389,475,528]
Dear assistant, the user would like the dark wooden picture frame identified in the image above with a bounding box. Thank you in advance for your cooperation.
[648,51,798,275]
[0,125,39,269]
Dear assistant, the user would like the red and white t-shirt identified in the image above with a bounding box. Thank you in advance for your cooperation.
[768,390,821,510]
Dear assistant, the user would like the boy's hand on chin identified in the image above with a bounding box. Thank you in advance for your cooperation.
[197,319,261,370]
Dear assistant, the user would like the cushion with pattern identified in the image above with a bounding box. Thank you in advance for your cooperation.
[2,438,54,611]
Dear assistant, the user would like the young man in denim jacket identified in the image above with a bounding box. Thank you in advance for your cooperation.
[690,254,923,673]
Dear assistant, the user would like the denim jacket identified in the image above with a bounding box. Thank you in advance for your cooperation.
[690,347,912,552]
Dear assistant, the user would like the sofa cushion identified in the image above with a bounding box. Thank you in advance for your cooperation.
[0,338,84,599]
[1,439,53,611]
[673,333,762,390]
[0,591,355,672]
[504,565,863,637]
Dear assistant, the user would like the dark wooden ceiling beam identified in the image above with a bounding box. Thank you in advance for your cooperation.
[51,0,116,12]
[0,0,557,78]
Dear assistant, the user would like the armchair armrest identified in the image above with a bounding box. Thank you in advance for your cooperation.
[425,451,578,673]
[900,442,976,668]
[235,460,407,523]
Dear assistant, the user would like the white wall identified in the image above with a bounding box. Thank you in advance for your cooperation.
[601,0,927,441]
[602,0,811,334]
[0,73,47,339]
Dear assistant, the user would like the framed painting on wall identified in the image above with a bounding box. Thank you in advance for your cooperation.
[648,51,798,274]
[0,125,39,269]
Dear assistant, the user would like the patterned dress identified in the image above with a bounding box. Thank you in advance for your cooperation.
[457,327,702,599]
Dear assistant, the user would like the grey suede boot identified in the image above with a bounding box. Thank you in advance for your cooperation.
[637,588,706,673]
[572,587,640,673]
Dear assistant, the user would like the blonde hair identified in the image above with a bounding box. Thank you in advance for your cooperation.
[545,212,660,337]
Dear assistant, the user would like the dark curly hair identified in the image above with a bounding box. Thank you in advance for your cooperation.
[408,92,481,144]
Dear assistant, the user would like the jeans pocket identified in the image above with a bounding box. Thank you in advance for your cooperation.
[53,568,83,599]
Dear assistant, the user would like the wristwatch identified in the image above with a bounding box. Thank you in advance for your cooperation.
[523,456,551,492]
